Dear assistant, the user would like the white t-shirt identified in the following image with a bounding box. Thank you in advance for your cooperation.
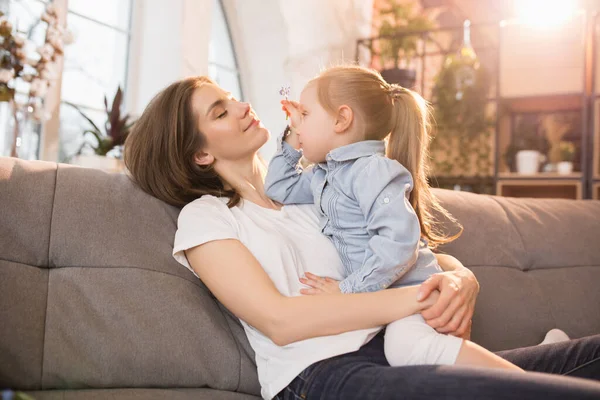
[173,195,381,399]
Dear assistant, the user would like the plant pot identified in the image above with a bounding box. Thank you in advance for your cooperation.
[557,161,573,175]
[71,154,124,173]
[516,150,545,174]
[380,68,417,89]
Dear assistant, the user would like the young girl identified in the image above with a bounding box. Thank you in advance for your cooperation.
[265,65,521,370]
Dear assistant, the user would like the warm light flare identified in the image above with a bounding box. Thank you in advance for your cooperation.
[513,0,579,28]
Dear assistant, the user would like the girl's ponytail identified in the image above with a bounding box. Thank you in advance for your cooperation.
[310,66,462,248]
[387,85,462,248]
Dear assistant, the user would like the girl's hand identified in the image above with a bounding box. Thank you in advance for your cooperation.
[281,100,303,129]
[299,272,342,295]
[417,269,479,339]
[418,288,441,310]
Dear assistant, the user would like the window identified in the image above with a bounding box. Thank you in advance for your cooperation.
[0,0,49,158]
[59,0,132,161]
[208,0,242,100]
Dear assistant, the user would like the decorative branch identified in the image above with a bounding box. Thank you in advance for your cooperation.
[0,1,73,158]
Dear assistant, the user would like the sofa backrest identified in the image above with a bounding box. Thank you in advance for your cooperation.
[1,157,599,391]
[434,189,600,351]
[0,158,260,394]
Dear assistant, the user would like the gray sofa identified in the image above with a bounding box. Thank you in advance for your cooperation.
[1,157,599,399]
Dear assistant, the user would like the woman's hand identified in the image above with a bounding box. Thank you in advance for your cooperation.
[299,272,342,295]
[417,262,479,339]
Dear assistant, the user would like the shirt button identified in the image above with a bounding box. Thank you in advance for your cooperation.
[383,197,390,204]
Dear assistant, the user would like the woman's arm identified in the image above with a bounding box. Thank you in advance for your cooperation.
[185,239,437,346]
[417,253,479,338]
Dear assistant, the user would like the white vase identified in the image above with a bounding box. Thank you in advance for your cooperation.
[0,103,40,159]
[71,154,124,173]
[516,150,545,175]
[557,161,573,175]
[0,102,13,157]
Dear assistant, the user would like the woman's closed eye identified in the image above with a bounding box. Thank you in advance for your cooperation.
[217,110,228,119]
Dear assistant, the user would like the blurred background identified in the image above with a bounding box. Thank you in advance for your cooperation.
[1,0,600,200]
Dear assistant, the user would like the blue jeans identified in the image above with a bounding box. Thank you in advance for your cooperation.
[275,331,600,399]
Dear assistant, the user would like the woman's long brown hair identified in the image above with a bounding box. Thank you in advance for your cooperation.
[124,76,241,208]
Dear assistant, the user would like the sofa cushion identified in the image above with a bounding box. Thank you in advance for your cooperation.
[0,261,48,390]
[0,158,56,267]
[0,158,260,396]
[24,388,260,399]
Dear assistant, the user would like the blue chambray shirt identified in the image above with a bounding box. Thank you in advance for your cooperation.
[265,135,442,294]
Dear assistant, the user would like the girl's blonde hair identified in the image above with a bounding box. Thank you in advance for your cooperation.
[309,65,462,248]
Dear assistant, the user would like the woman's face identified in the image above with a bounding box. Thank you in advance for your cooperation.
[192,83,269,165]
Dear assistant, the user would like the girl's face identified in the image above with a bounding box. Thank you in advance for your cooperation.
[297,84,337,163]
[192,83,269,165]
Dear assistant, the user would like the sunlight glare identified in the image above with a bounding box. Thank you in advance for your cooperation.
[514,0,579,28]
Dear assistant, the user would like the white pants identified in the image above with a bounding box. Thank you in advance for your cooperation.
[384,314,463,366]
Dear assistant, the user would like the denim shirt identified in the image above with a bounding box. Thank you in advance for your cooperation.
[264,135,423,294]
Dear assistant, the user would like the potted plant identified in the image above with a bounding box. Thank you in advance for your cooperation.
[541,113,573,170]
[557,141,575,175]
[503,117,549,175]
[376,0,434,88]
[430,24,493,180]
[65,86,135,172]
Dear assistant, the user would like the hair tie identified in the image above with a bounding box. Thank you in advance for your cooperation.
[388,84,408,99]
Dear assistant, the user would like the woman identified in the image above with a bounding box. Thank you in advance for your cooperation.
[124,76,600,399]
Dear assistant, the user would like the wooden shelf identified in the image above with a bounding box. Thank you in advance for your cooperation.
[429,175,495,184]
[594,183,600,200]
[497,179,582,200]
[501,94,583,113]
[595,100,600,178]
[592,134,600,179]
[428,175,495,195]
[497,172,583,180]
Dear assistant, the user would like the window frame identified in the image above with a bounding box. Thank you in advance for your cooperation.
[208,0,243,101]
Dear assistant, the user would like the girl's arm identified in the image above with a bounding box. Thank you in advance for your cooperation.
[264,100,314,204]
[264,128,315,204]
[435,253,466,272]
[185,239,438,346]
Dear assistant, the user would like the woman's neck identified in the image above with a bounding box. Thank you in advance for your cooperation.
[214,155,281,210]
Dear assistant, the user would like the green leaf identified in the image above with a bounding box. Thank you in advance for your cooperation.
[431,51,493,177]
[15,392,36,400]
[83,129,104,147]
[376,1,434,68]
[64,101,103,133]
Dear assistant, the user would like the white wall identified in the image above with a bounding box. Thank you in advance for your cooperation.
[126,0,212,116]
[228,0,374,160]
[279,0,374,94]
[222,0,289,160]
